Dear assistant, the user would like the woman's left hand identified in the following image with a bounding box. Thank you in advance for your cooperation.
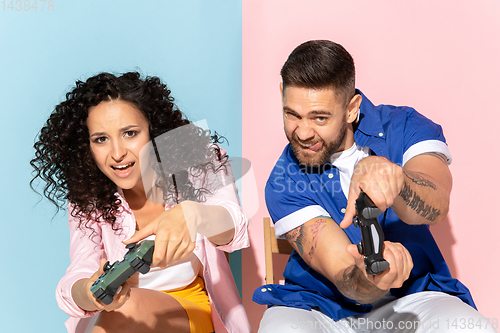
[124,204,196,268]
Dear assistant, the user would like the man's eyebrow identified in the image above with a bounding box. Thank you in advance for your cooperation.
[283,107,332,115]
[309,110,332,116]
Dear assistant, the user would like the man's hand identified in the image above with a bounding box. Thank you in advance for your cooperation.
[345,241,413,291]
[285,217,413,304]
[340,156,404,229]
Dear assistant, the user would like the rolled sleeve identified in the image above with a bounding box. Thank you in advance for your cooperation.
[197,149,249,252]
[55,204,103,318]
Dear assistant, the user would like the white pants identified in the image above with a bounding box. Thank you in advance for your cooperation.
[258,292,497,333]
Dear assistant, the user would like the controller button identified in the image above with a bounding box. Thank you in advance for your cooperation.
[357,242,363,254]
[126,243,137,250]
[93,288,105,298]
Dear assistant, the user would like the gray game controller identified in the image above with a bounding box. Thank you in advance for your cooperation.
[90,240,155,305]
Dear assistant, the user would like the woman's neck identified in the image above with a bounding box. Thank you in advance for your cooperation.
[122,182,149,210]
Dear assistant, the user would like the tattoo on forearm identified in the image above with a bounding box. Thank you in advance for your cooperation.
[399,171,441,222]
[307,218,327,259]
[335,265,385,303]
[285,226,305,256]
[419,152,448,165]
[284,218,327,262]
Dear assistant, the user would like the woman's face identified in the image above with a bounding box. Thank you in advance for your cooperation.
[87,100,150,190]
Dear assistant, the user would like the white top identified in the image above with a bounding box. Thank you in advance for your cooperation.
[130,235,202,291]
[329,143,371,198]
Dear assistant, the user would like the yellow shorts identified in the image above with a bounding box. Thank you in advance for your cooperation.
[161,276,214,333]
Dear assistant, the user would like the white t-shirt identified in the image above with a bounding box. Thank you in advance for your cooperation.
[129,235,202,291]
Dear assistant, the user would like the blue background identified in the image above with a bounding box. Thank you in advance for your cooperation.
[0,0,242,331]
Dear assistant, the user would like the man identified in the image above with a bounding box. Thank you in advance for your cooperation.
[253,40,494,332]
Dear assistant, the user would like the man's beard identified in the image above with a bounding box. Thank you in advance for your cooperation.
[287,122,347,167]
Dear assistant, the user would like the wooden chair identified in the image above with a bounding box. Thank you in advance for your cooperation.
[264,217,294,284]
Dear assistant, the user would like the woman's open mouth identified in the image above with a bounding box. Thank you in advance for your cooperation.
[111,162,135,177]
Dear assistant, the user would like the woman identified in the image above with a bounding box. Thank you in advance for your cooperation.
[30,72,250,333]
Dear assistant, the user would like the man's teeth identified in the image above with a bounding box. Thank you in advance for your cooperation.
[114,163,133,169]
[301,143,315,148]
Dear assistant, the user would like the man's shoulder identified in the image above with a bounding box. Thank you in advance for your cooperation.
[359,91,436,127]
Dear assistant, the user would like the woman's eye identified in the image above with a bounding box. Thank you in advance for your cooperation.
[93,137,107,144]
[124,131,137,137]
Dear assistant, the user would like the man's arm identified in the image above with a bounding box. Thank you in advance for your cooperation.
[340,152,452,228]
[284,217,413,304]
[393,152,452,225]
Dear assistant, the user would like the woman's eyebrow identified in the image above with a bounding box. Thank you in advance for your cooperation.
[89,125,140,138]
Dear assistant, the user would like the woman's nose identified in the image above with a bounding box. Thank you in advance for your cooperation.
[111,141,127,161]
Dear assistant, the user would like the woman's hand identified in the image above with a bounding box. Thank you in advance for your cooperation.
[72,259,131,312]
[124,204,196,268]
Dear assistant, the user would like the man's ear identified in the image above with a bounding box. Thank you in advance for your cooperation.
[280,82,284,97]
[347,94,362,124]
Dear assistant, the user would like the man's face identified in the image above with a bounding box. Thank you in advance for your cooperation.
[282,86,351,166]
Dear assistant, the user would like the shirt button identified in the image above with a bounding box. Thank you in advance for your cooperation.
[341,208,346,214]
[328,174,334,179]
[261,288,267,292]
[378,132,383,137]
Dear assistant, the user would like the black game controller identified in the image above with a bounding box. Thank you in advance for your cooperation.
[90,240,155,305]
[352,192,390,275]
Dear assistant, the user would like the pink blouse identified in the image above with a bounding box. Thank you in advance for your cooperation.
[55,162,251,333]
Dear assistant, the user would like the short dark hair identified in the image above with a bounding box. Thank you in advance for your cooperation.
[280,40,355,106]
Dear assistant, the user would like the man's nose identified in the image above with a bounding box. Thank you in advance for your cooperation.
[295,120,315,142]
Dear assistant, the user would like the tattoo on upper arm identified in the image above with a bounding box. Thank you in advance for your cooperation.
[399,171,441,222]
[419,152,448,165]
[403,170,437,189]
[284,218,327,263]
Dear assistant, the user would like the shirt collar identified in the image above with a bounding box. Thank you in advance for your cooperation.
[116,188,132,214]
[356,89,385,138]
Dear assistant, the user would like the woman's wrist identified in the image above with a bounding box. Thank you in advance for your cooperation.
[72,278,101,312]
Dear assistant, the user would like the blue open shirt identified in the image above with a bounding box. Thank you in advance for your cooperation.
[253,90,475,320]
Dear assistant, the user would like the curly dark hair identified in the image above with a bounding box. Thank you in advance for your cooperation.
[30,72,227,233]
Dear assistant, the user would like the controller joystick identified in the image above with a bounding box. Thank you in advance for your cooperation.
[103,261,112,272]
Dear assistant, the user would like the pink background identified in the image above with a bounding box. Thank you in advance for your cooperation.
[242,0,500,330]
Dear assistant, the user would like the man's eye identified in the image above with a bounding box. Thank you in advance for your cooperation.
[285,113,299,119]
[315,117,327,123]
